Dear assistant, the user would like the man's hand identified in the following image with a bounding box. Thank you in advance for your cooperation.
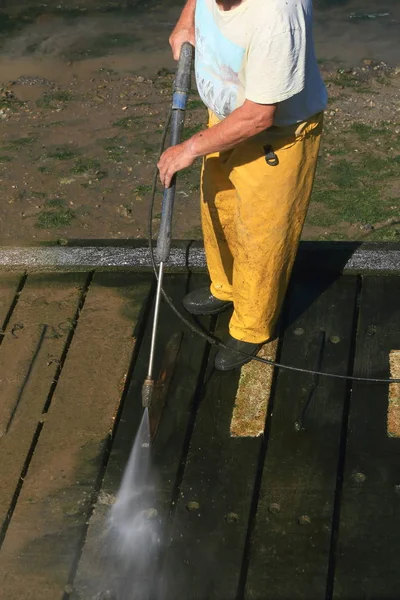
[169,0,196,60]
[158,141,196,188]
[169,26,195,61]
[158,101,276,189]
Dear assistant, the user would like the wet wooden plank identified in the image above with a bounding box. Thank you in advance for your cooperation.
[0,272,88,539]
[333,276,400,599]
[0,272,23,330]
[160,309,263,600]
[152,274,210,508]
[0,272,152,600]
[244,275,358,600]
[72,274,210,600]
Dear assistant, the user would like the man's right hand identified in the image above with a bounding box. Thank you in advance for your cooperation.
[169,0,196,60]
[169,26,195,61]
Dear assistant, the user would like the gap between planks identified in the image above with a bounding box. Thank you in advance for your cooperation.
[0,272,27,347]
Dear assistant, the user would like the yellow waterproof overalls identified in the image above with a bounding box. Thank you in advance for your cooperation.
[201,109,324,343]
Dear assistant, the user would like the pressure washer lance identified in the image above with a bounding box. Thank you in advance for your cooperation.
[141,43,194,409]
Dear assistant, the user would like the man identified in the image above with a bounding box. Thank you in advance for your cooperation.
[158,0,327,371]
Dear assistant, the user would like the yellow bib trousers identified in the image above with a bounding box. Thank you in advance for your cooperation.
[200,110,324,344]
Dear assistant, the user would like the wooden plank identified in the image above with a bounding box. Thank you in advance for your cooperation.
[0,272,23,332]
[152,274,211,507]
[230,341,277,438]
[0,272,152,600]
[388,350,400,437]
[71,274,210,600]
[333,276,400,599]
[159,309,265,600]
[244,275,358,600]
[0,272,88,539]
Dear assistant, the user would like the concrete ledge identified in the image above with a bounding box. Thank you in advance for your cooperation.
[0,241,399,274]
[293,241,400,275]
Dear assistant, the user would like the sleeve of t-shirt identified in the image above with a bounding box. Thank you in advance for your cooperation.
[245,28,306,105]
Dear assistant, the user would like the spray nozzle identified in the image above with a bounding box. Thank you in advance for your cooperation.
[141,377,154,408]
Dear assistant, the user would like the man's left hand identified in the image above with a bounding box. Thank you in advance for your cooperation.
[157,141,196,188]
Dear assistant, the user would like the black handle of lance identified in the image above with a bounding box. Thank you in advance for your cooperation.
[156,42,194,263]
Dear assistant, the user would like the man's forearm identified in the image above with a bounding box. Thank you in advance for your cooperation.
[169,0,196,59]
[157,101,276,187]
[188,101,276,159]
[177,0,196,27]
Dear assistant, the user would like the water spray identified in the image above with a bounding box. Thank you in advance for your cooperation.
[142,42,194,412]
[98,48,194,599]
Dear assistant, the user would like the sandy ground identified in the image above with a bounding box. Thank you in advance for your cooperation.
[0,0,399,244]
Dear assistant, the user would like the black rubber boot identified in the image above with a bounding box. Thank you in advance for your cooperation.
[182,287,232,316]
[215,334,262,371]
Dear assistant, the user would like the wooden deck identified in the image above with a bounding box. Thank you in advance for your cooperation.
[0,266,399,600]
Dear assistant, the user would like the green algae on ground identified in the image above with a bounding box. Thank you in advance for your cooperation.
[36,91,75,109]
[35,199,76,229]
[5,136,36,150]
[70,158,101,175]
[46,145,80,161]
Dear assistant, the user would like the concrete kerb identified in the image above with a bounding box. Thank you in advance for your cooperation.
[0,242,399,274]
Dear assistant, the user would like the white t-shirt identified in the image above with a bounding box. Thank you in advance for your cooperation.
[194,0,328,126]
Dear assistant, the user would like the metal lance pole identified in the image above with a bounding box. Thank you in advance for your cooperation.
[142,42,193,409]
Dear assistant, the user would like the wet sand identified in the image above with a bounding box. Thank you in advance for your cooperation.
[0,0,398,245]
[0,0,399,85]
[313,0,400,65]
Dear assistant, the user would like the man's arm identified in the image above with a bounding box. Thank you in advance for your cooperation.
[158,99,276,188]
[169,0,196,60]
[189,100,276,157]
